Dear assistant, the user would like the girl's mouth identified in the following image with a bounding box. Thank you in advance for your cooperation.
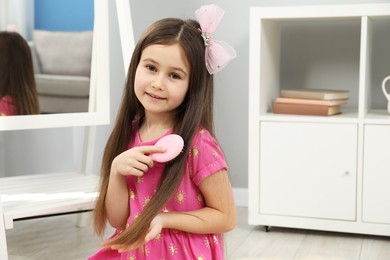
[146,92,165,100]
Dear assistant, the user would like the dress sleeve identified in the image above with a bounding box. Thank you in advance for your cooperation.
[189,128,228,186]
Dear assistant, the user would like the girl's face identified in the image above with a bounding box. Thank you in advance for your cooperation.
[134,43,190,120]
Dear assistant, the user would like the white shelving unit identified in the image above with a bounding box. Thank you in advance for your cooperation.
[248,4,390,236]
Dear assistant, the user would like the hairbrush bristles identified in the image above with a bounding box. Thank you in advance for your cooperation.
[165,145,186,165]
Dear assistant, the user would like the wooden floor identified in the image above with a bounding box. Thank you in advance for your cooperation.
[6,207,390,259]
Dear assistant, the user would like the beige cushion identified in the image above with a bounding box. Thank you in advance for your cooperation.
[33,30,93,77]
[35,74,90,97]
[38,95,89,113]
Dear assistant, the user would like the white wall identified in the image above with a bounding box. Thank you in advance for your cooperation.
[1,0,389,190]
[0,0,34,39]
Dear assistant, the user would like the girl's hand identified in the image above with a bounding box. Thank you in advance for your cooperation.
[112,146,165,177]
[110,240,144,253]
[145,214,163,243]
[109,215,163,253]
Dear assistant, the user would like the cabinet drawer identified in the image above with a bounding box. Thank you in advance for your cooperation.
[363,125,390,224]
[259,122,357,220]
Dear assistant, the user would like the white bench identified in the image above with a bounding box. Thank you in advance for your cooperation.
[0,172,99,259]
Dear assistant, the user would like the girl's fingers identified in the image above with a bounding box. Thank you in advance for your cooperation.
[145,228,159,243]
[145,215,163,242]
[137,145,166,154]
[110,241,144,253]
[113,145,167,176]
[129,159,150,173]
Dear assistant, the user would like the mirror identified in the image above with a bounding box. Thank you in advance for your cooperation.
[0,0,109,131]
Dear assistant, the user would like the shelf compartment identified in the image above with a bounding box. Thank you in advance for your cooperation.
[364,17,390,117]
[364,109,390,124]
[252,17,361,117]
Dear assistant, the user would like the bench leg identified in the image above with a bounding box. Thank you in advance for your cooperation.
[0,228,7,260]
[76,211,90,228]
[0,202,9,260]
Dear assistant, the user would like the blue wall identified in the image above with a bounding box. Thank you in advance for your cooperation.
[34,0,94,31]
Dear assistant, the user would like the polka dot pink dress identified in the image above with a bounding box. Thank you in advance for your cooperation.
[88,128,228,260]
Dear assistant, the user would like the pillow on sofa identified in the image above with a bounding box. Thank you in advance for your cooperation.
[33,30,93,77]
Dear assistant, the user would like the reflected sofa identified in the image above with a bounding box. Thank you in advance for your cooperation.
[29,30,93,113]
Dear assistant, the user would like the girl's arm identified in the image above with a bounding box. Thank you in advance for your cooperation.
[105,163,130,230]
[148,169,236,238]
[105,145,166,230]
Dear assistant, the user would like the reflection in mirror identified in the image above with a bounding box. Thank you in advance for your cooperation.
[1,0,94,115]
[0,31,40,116]
[31,29,93,114]
[32,0,94,114]
[0,0,109,130]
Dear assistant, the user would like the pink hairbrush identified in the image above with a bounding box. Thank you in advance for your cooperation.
[150,134,184,163]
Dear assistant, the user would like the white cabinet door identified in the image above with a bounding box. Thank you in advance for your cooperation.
[363,125,390,224]
[259,122,357,220]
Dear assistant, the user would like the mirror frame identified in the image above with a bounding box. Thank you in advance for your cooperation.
[115,0,135,74]
[0,0,110,131]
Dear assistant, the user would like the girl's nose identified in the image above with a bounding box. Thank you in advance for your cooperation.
[151,78,164,90]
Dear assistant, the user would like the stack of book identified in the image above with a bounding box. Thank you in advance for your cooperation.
[273,88,349,116]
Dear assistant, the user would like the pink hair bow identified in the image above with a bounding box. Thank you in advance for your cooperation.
[195,4,237,74]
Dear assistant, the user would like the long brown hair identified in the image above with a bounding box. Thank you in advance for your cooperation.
[0,31,40,115]
[93,18,214,246]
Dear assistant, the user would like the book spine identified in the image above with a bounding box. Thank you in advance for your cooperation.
[273,103,340,116]
[281,90,349,100]
[275,97,347,106]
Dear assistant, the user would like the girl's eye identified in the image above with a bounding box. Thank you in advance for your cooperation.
[170,73,181,80]
[146,65,157,72]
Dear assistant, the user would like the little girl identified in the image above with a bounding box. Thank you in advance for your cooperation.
[0,31,40,115]
[90,4,237,259]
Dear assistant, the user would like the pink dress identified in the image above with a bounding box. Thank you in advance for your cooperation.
[0,96,16,116]
[89,128,228,260]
